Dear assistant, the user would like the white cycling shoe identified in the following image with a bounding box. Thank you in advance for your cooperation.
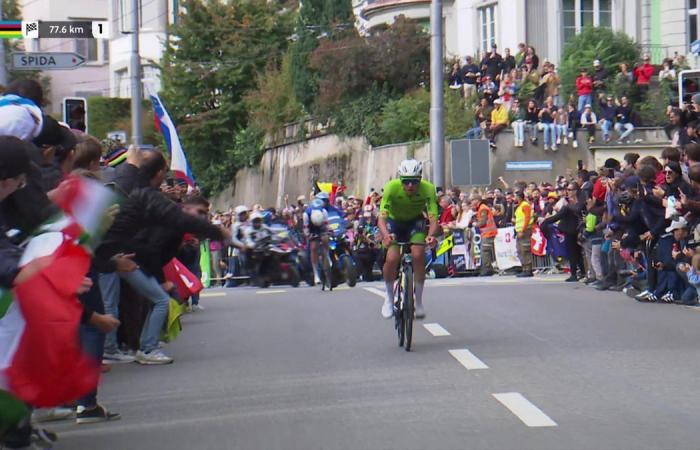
[414,304,426,320]
[381,300,394,319]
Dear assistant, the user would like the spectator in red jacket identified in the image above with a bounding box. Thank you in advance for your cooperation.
[634,54,654,98]
[576,68,593,113]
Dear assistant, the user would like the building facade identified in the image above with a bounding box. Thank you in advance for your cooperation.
[360,0,698,66]
[107,0,179,98]
[20,0,110,115]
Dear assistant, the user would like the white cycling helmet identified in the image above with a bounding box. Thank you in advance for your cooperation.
[315,192,330,201]
[398,159,423,178]
[310,209,325,226]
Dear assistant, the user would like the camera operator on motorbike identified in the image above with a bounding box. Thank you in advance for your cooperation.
[378,160,439,320]
[303,195,330,285]
[244,211,273,282]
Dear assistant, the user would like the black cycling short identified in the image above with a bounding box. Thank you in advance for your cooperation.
[386,217,426,244]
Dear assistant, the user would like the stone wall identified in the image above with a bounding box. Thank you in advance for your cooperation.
[212,127,670,210]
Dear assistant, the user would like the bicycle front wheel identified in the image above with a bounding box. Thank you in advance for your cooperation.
[395,275,404,347]
[403,264,414,352]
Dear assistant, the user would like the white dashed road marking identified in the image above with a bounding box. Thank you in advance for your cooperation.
[255,289,286,295]
[448,349,488,370]
[423,323,451,336]
[200,292,227,298]
[492,393,558,427]
[363,287,387,298]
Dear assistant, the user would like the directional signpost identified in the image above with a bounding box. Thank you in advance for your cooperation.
[11,52,86,71]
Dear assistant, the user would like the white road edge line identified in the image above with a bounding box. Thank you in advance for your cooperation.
[492,392,558,427]
[423,323,451,336]
[364,287,386,298]
[255,290,286,295]
[200,292,227,298]
[448,349,488,370]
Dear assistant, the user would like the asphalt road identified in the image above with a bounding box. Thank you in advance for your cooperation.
[50,276,700,450]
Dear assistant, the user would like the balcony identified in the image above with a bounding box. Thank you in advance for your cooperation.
[360,0,430,27]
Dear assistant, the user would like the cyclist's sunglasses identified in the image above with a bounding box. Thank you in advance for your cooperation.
[401,178,421,186]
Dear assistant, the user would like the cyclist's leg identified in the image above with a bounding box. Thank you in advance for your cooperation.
[320,234,330,282]
[409,223,428,318]
[309,238,321,283]
[382,245,400,317]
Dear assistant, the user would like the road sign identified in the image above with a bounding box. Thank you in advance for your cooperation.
[11,52,86,71]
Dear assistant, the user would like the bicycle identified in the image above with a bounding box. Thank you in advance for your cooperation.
[393,242,415,352]
[311,235,334,291]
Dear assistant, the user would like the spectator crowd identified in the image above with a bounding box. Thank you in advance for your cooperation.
[451,42,691,151]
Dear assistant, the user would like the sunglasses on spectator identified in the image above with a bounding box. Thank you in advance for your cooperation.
[664,169,676,174]
[401,178,420,186]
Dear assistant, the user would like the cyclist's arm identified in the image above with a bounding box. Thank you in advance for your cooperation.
[378,186,392,239]
[425,185,439,239]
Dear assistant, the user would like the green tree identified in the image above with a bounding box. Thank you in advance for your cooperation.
[559,27,640,100]
[244,53,304,145]
[288,0,354,112]
[160,0,294,195]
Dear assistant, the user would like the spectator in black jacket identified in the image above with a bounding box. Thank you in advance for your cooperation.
[598,94,617,143]
[96,150,229,365]
[480,44,503,83]
[540,182,585,282]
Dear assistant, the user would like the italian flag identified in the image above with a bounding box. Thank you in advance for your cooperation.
[0,175,115,408]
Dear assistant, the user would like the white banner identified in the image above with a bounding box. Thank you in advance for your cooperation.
[494,226,522,270]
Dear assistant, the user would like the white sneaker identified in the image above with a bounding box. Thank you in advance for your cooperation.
[556,137,561,145]
[573,140,579,149]
[381,300,393,319]
[414,304,426,319]
[568,132,573,139]
[136,349,174,365]
[192,304,205,312]
[102,350,136,364]
[551,145,558,151]
[544,146,549,151]
[563,137,569,145]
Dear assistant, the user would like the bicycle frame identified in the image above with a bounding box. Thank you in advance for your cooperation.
[393,242,415,351]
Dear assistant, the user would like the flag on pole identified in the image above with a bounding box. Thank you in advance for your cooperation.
[150,93,195,187]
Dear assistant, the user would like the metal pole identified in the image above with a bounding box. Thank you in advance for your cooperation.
[130,0,143,145]
[0,1,7,88]
[429,0,444,188]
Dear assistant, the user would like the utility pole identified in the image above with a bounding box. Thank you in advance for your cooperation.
[129,0,143,145]
[429,0,444,188]
[0,0,8,88]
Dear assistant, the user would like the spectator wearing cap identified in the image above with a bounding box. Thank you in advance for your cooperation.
[487,98,509,150]
[592,59,609,94]
[646,218,690,303]
[579,103,597,145]
[614,96,635,144]
[514,190,534,277]
[480,43,503,84]
[634,54,655,99]
[461,56,480,99]
[576,68,594,113]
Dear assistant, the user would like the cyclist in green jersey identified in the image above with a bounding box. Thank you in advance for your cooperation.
[378,160,439,319]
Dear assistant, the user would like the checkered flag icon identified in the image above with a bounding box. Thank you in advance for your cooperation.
[25,22,37,32]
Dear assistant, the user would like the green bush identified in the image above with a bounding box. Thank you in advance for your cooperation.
[559,27,640,100]
[378,89,430,145]
[87,97,159,145]
[331,84,395,145]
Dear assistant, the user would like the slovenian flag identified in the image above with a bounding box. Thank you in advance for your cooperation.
[150,93,195,187]
[0,176,116,407]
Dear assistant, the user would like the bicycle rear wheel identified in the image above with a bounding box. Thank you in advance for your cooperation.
[322,253,333,291]
[403,264,414,352]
